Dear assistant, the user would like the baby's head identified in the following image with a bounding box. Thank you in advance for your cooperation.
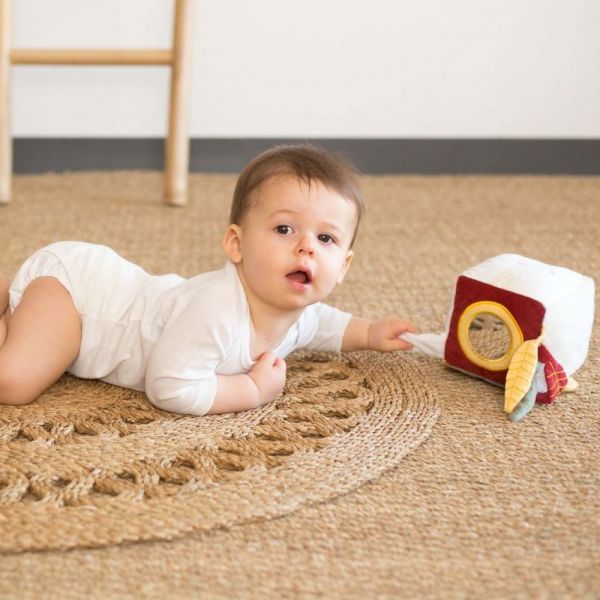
[230,144,364,247]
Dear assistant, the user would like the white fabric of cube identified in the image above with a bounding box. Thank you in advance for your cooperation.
[461,254,595,375]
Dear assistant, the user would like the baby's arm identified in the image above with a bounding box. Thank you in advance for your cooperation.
[341,316,417,352]
[209,352,286,414]
[145,288,288,416]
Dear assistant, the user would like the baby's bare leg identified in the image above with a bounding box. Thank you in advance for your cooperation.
[0,277,82,405]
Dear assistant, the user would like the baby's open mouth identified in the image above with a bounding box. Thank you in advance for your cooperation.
[286,270,312,284]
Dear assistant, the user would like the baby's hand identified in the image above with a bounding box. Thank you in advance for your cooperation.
[248,351,287,406]
[368,317,417,352]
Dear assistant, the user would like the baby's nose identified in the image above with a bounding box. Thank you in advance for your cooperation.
[296,235,315,255]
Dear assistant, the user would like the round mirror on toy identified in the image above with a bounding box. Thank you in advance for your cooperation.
[466,311,512,362]
[401,254,595,422]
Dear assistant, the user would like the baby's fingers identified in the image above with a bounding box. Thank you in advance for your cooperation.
[386,337,414,351]
[392,319,418,336]
[256,351,277,366]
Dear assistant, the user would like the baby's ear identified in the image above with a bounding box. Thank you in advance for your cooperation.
[337,250,353,284]
[223,225,243,263]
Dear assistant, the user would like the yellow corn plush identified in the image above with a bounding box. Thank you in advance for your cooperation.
[504,333,544,413]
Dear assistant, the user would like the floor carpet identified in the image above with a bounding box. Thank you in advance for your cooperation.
[0,172,598,598]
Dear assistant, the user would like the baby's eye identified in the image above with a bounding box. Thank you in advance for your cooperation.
[275,225,293,235]
[317,233,336,244]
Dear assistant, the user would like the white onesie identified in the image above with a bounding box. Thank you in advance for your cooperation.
[8,241,352,416]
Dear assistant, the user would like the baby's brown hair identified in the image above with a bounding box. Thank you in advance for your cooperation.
[230,144,364,247]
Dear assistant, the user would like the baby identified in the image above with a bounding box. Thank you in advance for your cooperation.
[0,144,416,415]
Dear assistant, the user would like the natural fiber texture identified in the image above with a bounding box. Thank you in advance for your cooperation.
[0,172,598,598]
[0,351,438,553]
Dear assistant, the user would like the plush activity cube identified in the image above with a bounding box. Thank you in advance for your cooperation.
[402,254,595,421]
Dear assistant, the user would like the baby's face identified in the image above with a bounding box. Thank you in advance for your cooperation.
[225,175,356,314]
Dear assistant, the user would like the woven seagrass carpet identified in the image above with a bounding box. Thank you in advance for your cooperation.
[0,351,437,553]
[0,172,598,598]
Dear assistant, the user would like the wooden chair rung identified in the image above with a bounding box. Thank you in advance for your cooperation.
[10,49,174,66]
[0,0,195,206]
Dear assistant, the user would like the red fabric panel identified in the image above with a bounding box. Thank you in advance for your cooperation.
[444,276,546,386]
[536,344,568,404]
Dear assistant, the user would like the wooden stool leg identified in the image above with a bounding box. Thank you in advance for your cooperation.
[163,0,195,207]
[0,0,12,205]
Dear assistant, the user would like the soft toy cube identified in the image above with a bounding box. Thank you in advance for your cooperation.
[403,254,595,421]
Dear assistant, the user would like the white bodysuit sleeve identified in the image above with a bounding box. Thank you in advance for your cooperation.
[303,303,353,352]
[144,294,232,416]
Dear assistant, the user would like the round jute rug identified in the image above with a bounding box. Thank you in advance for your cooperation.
[0,351,439,554]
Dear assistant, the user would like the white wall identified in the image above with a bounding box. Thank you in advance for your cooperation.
[10,0,600,138]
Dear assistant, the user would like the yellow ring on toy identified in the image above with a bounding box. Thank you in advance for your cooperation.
[457,301,524,371]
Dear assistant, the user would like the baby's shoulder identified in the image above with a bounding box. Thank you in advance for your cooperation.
[171,264,244,315]
[160,266,246,349]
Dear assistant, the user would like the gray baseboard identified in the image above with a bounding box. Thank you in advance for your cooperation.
[13,138,600,175]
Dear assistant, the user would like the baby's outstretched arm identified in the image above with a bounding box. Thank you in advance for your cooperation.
[341,316,417,352]
[208,351,286,414]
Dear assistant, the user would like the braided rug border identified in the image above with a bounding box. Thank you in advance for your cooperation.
[0,352,439,554]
